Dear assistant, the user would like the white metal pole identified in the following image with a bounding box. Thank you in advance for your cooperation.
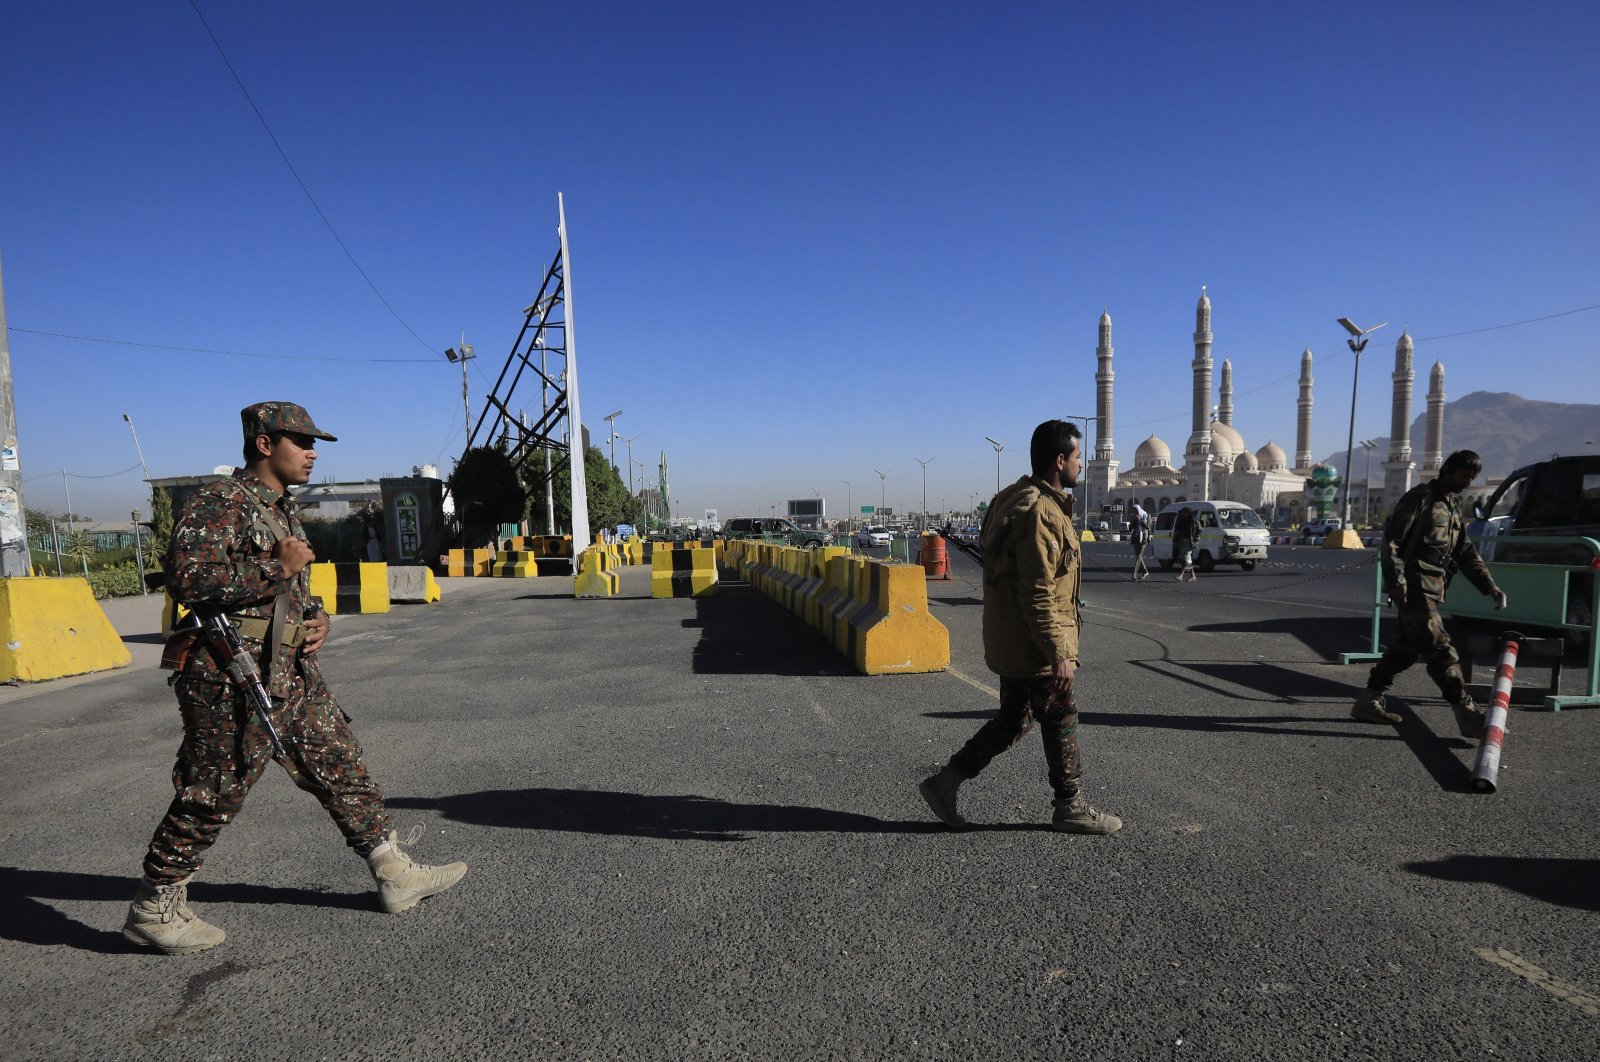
[559,193,591,548]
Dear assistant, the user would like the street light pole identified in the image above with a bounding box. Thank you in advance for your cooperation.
[602,409,623,471]
[1359,438,1379,526]
[444,336,475,450]
[1335,318,1389,526]
[984,437,1007,494]
[873,468,888,521]
[841,480,853,532]
[914,457,934,531]
[1063,414,1097,531]
[131,507,147,595]
[121,413,151,486]
[618,432,643,493]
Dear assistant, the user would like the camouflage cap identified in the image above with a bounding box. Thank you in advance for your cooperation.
[240,401,338,443]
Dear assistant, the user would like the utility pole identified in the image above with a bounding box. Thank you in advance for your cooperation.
[914,457,934,530]
[444,336,475,450]
[0,247,29,577]
[985,437,1007,494]
[841,480,853,533]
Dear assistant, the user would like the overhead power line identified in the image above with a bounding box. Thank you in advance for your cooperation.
[9,328,435,363]
[186,0,437,354]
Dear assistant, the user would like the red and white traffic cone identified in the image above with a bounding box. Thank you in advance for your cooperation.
[1471,632,1522,794]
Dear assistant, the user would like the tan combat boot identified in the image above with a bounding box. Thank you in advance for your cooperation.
[366,829,468,914]
[1450,696,1487,739]
[917,767,969,830]
[1351,688,1401,725]
[1051,794,1123,835]
[122,876,226,956]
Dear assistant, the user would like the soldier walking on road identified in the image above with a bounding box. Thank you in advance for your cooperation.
[124,402,467,956]
[918,420,1122,835]
[1350,449,1507,737]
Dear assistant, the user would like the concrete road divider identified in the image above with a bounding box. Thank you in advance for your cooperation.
[492,550,539,577]
[574,548,621,597]
[308,562,391,615]
[652,547,719,598]
[0,577,131,682]
[388,565,442,604]
[447,548,495,577]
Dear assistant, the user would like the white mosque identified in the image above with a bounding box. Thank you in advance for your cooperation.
[1080,290,1449,521]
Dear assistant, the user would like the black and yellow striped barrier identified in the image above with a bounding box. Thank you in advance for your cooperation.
[651,547,718,598]
[492,550,538,577]
[446,548,494,577]
[308,562,391,614]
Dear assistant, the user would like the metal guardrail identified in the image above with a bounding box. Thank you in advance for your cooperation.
[1342,535,1599,710]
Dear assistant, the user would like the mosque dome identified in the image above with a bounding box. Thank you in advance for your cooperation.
[1256,441,1288,471]
[1208,419,1246,454]
[1234,451,1258,473]
[1135,435,1171,467]
[1208,433,1234,463]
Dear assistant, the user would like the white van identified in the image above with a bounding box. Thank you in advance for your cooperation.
[1151,501,1270,572]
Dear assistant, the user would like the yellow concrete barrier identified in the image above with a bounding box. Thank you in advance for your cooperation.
[492,550,539,577]
[447,548,494,577]
[387,565,443,604]
[573,548,621,598]
[308,562,391,615]
[651,547,718,598]
[842,559,948,674]
[0,577,131,682]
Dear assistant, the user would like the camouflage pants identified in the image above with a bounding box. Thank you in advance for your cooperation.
[949,675,1082,800]
[1366,601,1468,704]
[143,663,392,883]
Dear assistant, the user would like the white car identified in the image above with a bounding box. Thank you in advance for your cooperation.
[856,526,892,548]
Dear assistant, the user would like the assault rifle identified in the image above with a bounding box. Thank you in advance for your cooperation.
[936,524,984,566]
[150,573,289,757]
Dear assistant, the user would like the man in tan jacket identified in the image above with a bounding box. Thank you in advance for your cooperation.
[918,420,1122,834]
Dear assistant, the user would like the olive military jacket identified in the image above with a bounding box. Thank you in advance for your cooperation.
[980,475,1081,678]
[1380,479,1498,607]
[165,469,323,698]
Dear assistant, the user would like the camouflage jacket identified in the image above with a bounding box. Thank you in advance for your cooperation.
[165,469,323,696]
[1380,479,1497,606]
[980,475,1081,677]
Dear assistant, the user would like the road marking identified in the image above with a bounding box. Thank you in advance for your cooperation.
[1474,947,1600,1017]
[948,668,999,699]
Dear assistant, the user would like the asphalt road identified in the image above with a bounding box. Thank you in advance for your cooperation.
[2,545,1597,1060]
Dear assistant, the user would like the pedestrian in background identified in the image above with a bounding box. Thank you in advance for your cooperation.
[1173,506,1198,582]
[1129,502,1150,580]
[917,419,1122,835]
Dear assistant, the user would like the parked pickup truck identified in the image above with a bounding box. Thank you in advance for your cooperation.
[1466,453,1600,636]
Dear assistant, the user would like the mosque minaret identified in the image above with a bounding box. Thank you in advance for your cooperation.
[1383,329,1417,509]
[1295,348,1315,475]
[1094,291,1449,526]
[1185,288,1215,499]
[1082,308,1119,513]
[1423,360,1446,474]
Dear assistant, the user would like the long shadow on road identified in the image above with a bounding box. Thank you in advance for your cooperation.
[1405,855,1600,912]
[0,867,368,953]
[387,788,1025,841]
[687,587,857,678]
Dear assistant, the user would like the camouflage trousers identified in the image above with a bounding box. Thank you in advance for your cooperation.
[142,662,392,883]
[949,675,1082,800]
[1365,601,1468,704]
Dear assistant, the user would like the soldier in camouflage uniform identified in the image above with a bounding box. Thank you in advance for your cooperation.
[918,420,1122,835]
[124,402,467,956]
[1351,449,1507,737]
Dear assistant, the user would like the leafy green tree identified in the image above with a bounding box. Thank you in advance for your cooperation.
[148,485,174,559]
[448,445,529,547]
[516,445,642,535]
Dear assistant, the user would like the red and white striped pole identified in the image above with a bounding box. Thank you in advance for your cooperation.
[1472,632,1522,793]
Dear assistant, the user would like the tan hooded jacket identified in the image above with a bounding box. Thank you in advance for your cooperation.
[980,475,1081,678]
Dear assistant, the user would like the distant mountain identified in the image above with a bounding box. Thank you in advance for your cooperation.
[1321,391,1599,483]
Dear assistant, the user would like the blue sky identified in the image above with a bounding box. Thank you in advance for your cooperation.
[3,1,1596,526]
